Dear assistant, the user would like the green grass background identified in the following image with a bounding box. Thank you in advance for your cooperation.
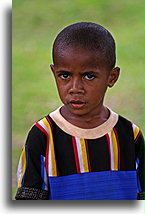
[12,0,144,199]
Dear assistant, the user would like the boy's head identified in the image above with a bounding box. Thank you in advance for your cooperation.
[50,22,120,118]
[52,22,116,71]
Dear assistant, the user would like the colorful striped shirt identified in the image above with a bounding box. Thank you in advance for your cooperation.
[15,107,144,200]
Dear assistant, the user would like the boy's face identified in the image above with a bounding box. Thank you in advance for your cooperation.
[50,46,119,118]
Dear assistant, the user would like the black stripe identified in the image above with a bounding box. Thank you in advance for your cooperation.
[24,126,47,188]
[51,123,78,176]
[87,136,110,172]
[115,115,135,170]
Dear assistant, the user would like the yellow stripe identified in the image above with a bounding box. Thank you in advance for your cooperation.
[134,125,140,140]
[111,130,118,171]
[19,147,26,187]
[80,138,89,172]
[42,118,57,176]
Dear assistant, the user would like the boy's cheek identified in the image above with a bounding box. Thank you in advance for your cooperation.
[57,85,67,94]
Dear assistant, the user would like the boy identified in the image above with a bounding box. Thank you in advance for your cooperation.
[15,22,144,200]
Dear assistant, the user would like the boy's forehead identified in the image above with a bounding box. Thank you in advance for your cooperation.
[54,46,105,68]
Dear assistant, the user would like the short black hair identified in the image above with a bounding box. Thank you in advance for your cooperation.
[52,22,116,70]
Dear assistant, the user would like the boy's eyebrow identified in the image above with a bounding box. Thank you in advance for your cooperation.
[55,70,100,74]
[82,71,100,74]
[55,70,70,73]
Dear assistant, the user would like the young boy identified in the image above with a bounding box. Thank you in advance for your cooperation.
[15,22,144,200]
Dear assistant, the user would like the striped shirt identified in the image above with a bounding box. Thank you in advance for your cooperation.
[15,107,144,200]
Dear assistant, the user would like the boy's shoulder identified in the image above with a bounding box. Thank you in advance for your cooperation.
[30,114,54,137]
[118,114,138,127]
[114,113,142,142]
[117,113,139,129]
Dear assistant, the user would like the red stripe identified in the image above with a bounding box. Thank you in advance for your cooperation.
[72,137,80,173]
[134,131,141,143]
[113,127,120,170]
[45,116,53,131]
[35,122,48,136]
[35,122,49,173]
[85,140,91,172]
[45,136,49,174]
[45,118,59,175]
[105,134,111,170]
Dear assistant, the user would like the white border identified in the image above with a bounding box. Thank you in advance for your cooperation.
[0,0,144,213]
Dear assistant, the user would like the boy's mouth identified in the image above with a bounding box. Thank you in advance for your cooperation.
[69,100,86,109]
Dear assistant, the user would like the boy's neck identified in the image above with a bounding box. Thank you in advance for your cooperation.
[60,105,110,129]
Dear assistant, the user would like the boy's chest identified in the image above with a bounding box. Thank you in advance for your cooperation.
[52,129,136,176]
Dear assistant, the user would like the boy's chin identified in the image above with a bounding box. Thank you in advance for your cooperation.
[64,104,89,116]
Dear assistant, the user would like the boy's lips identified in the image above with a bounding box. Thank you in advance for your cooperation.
[69,100,86,109]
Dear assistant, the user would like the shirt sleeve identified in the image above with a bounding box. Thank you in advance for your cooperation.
[15,125,49,200]
[134,130,144,200]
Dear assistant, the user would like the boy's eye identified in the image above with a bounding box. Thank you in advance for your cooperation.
[84,73,95,80]
[59,73,70,79]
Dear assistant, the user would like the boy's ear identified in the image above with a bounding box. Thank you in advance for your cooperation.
[108,66,120,88]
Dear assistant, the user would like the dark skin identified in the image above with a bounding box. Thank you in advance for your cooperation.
[50,46,120,129]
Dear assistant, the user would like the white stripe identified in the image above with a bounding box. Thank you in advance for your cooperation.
[42,156,48,190]
[38,120,52,176]
[108,132,114,170]
[136,161,138,170]
[48,144,52,176]
[17,156,22,186]
[75,138,84,173]
[132,123,136,132]
[38,120,49,134]
[44,169,48,190]
[136,158,140,170]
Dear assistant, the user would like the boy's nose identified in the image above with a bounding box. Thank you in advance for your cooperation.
[68,78,85,94]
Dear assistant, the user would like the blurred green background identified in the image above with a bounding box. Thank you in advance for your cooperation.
[12,0,143,199]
